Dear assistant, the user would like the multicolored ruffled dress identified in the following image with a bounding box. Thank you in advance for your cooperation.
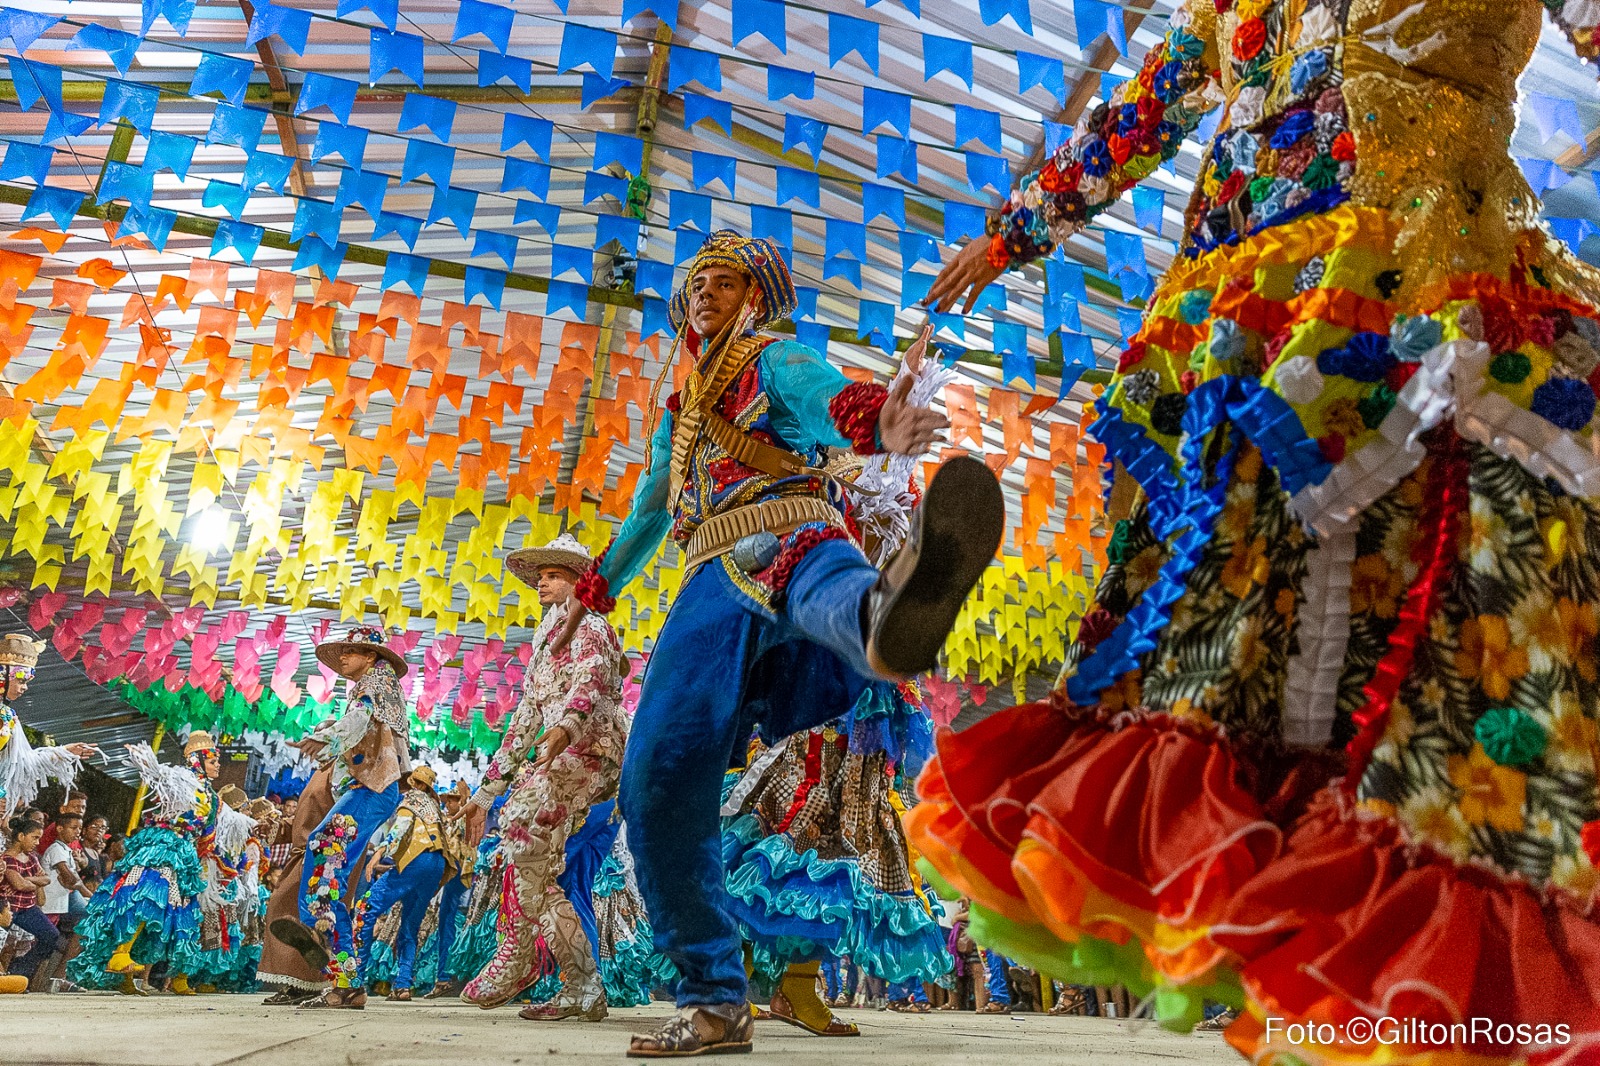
[593,822,676,1005]
[72,745,214,987]
[721,678,948,989]
[912,0,1600,1062]
[447,790,508,985]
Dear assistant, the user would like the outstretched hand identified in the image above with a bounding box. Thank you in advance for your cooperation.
[878,334,948,456]
[922,238,1006,315]
[65,743,100,760]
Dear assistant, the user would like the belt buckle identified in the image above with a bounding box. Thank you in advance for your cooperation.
[732,502,781,573]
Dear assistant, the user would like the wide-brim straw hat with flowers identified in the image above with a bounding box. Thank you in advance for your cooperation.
[0,633,44,670]
[407,765,437,791]
[184,730,218,758]
[315,624,408,678]
[505,533,592,588]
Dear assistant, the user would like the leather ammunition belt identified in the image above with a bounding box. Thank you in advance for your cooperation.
[682,497,846,573]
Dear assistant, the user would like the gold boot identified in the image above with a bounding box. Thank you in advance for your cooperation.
[768,961,859,1037]
[169,974,197,996]
[106,924,145,974]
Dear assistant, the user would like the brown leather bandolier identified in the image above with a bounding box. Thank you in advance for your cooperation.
[669,335,784,505]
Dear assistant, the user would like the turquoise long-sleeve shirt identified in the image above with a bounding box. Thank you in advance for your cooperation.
[599,339,860,591]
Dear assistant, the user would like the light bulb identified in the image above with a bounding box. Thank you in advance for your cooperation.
[191,507,231,555]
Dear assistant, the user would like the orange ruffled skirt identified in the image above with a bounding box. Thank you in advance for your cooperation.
[908,702,1600,1066]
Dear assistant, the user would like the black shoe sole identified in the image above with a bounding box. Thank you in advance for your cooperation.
[269,918,329,976]
[867,456,1005,679]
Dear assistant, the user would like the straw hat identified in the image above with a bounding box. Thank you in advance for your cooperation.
[0,633,44,670]
[218,785,247,811]
[246,797,277,821]
[407,765,437,791]
[315,624,408,678]
[184,730,218,758]
[505,533,592,588]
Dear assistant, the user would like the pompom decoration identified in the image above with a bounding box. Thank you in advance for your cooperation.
[1389,313,1442,362]
[1317,331,1395,382]
[1473,707,1548,767]
[575,547,618,615]
[1582,819,1600,866]
[828,381,890,456]
[764,525,850,598]
[1530,375,1597,431]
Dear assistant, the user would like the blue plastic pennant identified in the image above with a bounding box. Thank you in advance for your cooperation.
[1519,158,1571,196]
[502,114,553,159]
[382,252,430,295]
[1057,332,1097,397]
[775,166,820,208]
[691,152,736,195]
[472,230,518,269]
[22,185,83,230]
[559,23,618,79]
[978,0,1032,33]
[971,284,1006,316]
[622,0,679,29]
[862,183,905,227]
[206,104,266,153]
[1044,258,1085,332]
[581,73,632,109]
[141,0,196,35]
[292,234,348,278]
[401,140,455,185]
[668,48,722,94]
[683,94,732,135]
[674,229,704,265]
[551,243,594,283]
[514,200,560,235]
[428,186,478,238]
[398,94,456,140]
[0,142,52,185]
[868,0,919,13]
[875,136,917,182]
[95,161,153,208]
[290,196,341,241]
[337,0,398,31]
[954,105,1002,150]
[829,13,879,73]
[191,52,252,106]
[501,157,551,198]
[41,110,95,146]
[669,190,711,232]
[1017,51,1066,106]
[212,217,264,263]
[1546,216,1597,250]
[545,279,589,318]
[244,153,295,194]
[1104,230,1149,287]
[1043,120,1071,156]
[584,170,628,204]
[767,65,813,101]
[143,131,196,180]
[825,219,866,262]
[310,122,368,167]
[861,88,910,137]
[1116,307,1143,344]
[825,257,862,288]
[204,179,251,221]
[640,296,671,338]
[782,114,827,163]
[119,205,176,250]
[245,2,312,53]
[371,211,420,247]
[635,259,673,299]
[750,204,792,252]
[452,0,514,53]
[594,131,644,174]
[1099,72,1127,102]
[479,50,532,93]
[0,9,61,50]
[900,271,933,310]
[296,73,359,124]
[732,0,786,52]
[929,317,964,343]
[596,214,640,249]
[370,30,425,87]
[794,286,818,320]
[1132,186,1165,234]
[899,231,939,271]
[1526,92,1585,145]
[795,321,830,357]
[68,24,140,77]
[857,300,896,355]
[995,320,1030,364]
[463,265,506,310]
[966,152,1010,195]
[334,168,386,217]
[7,56,60,112]
[1073,0,1126,55]
[923,35,973,88]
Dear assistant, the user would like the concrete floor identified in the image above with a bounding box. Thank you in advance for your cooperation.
[0,995,1241,1066]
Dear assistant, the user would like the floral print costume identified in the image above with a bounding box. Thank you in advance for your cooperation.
[461,602,628,1011]
[911,0,1600,1062]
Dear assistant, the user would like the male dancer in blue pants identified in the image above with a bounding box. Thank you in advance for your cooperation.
[554,232,1005,1057]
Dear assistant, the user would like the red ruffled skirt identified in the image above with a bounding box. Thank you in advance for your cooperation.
[908,701,1600,1066]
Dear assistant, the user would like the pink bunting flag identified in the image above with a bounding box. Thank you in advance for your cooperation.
[27,591,68,631]
[306,661,340,705]
[52,602,105,661]
[262,615,288,645]
[216,611,250,644]
[920,675,964,729]
[310,617,333,645]
[452,676,483,724]
[391,629,424,656]
[271,642,302,707]
[232,634,266,704]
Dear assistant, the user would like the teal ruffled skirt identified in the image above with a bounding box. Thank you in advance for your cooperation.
[71,826,206,987]
[593,850,676,1005]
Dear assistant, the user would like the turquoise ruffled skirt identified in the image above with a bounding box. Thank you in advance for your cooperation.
[71,826,206,987]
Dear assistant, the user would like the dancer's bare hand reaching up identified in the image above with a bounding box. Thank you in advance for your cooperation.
[923,238,1006,315]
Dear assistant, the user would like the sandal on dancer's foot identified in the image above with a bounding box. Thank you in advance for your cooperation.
[520,996,608,1022]
[388,988,413,1002]
[865,456,1006,679]
[298,987,367,1010]
[977,1001,1011,1014]
[421,981,461,1000]
[767,988,859,1037]
[261,988,317,1006]
[628,1005,754,1058]
[270,918,330,976]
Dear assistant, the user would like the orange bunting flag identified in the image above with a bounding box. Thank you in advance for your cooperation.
[408,322,451,374]
[184,260,230,304]
[441,301,482,343]
[9,228,66,254]
[988,388,1027,465]
[77,258,128,292]
[1049,420,1079,465]
[474,331,502,379]
[0,249,42,301]
[944,384,983,449]
[571,438,613,497]
[289,302,335,352]
[0,303,34,374]
[377,290,421,327]
[153,274,192,314]
[559,321,600,360]
[591,396,632,442]
[234,289,273,328]
[501,313,543,381]
[312,276,356,309]
[253,269,295,318]
[51,278,93,315]
[348,330,387,364]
